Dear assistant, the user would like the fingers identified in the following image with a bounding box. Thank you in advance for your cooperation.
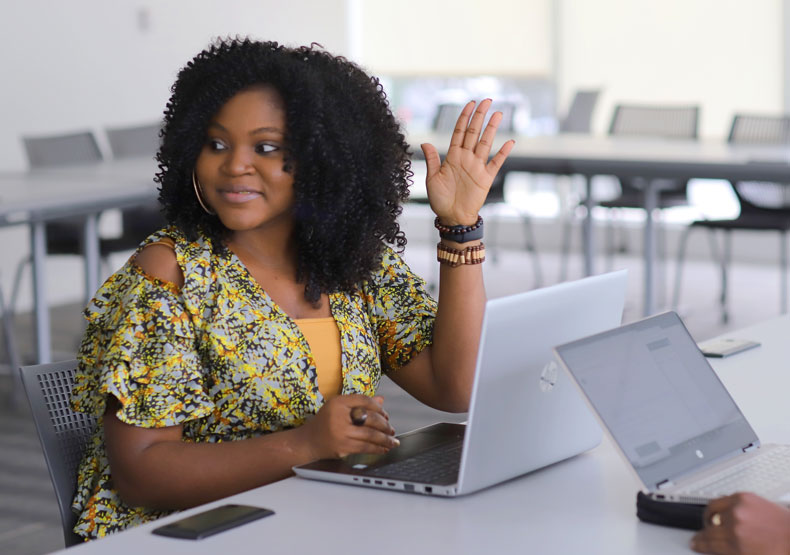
[486,139,516,176]
[461,99,493,150]
[421,143,441,181]
[449,101,476,148]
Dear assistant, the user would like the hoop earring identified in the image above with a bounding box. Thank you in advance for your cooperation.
[192,171,215,215]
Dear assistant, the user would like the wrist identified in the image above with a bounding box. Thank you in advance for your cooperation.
[434,215,483,243]
[436,242,486,267]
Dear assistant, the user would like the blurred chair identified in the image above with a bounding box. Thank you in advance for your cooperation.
[673,114,790,323]
[556,90,601,281]
[599,104,700,250]
[11,131,105,316]
[0,279,22,386]
[558,89,600,134]
[419,102,541,290]
[105,122,160,158]
[19,359,96,547]
[103,122,166,252]
[559,104,699,283]
[22,131,102,168]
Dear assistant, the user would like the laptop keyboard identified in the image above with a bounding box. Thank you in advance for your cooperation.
[679,445,790,498]
[367,440,463,484]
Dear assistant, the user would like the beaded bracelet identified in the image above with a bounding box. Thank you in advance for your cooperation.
[434,215,484,243]
[437,242,486,267]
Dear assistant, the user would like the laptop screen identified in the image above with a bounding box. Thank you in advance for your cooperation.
[555,312,758,489]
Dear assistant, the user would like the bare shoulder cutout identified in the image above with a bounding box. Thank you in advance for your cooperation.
[133,241,184,288]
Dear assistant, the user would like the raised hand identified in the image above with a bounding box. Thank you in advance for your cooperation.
[420,99,515,227]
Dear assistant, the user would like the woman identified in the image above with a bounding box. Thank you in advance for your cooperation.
[69,38,513,540]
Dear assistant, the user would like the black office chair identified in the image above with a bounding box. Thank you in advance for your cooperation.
[417,102,541,290]
[673,114,790,323]
[103,123,167,252]
[18,359,96,547]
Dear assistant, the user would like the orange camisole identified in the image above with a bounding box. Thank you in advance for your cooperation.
[293,317,342,400]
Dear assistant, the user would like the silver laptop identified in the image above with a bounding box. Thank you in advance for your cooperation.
[554,311,790,505]
[293,270,627,497]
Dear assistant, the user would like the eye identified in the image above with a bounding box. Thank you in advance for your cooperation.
[255,143,279,155]
[206,138,227,151]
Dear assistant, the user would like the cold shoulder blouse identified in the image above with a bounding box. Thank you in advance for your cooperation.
[69,227,436,540]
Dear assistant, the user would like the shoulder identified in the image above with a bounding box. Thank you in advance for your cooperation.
[133,233,187,288]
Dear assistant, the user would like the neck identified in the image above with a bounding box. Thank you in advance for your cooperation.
[227,227,297,274]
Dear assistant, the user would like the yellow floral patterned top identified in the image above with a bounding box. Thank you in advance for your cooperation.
[69,227,436,540]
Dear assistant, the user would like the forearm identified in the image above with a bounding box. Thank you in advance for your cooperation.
[430,238,487,411]
[111,424,314,510]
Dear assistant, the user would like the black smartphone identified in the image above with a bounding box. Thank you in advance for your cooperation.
[152,504,275,540]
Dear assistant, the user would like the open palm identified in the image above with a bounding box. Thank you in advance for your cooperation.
[420,99,515,227]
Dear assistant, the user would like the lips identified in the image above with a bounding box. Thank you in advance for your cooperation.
[217,186,262,204]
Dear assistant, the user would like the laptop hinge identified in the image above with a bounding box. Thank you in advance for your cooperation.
[742,443,759,453]
[656,479,674,490]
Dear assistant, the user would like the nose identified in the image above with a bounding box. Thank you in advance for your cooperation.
[221,146,254,176]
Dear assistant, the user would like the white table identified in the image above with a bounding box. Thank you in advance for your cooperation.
[0,158,158,363]
[51,314,790,555]
[412,133,790,316]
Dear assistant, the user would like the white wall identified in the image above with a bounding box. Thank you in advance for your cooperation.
[358,0,552,75]
[557,0,784,138]
[0,0,350,172]
[0,0,350,311]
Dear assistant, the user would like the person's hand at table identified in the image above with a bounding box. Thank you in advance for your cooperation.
[298,394,398,459]
[420,99,515,227]
[690,492,790,554]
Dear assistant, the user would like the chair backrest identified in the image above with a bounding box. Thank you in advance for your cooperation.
[432,102,517,133]
[608,104,699,140]
[22,131,102,168]
[728,114,790,145]
[559,89,600,133]
[105,122,162,159]
[18,359,96,547]
[727,114,790,209]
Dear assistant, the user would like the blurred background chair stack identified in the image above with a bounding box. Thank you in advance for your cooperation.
[418,101,542,290]
[673,114,790,323]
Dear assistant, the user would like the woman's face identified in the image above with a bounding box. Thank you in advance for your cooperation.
[195,85,294,234]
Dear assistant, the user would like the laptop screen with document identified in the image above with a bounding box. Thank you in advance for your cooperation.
[555,312,757,489]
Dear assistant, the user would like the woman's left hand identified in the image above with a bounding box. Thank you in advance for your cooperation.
[420,99,515,226]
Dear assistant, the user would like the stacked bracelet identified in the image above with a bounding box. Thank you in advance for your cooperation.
[434,215,484,243]
[437,242,486,267]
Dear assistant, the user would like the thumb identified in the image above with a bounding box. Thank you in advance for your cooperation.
[421,143,441,181]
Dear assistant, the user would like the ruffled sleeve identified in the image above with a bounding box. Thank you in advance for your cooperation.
[71,261,214,428]
[364,247,437,373]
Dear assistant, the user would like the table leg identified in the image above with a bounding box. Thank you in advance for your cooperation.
[30,221,51,363]
[83,213,100,304]
[642,180,658,316]
[582,175,595,276]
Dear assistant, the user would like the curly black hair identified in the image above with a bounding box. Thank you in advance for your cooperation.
[156,37,412,303]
